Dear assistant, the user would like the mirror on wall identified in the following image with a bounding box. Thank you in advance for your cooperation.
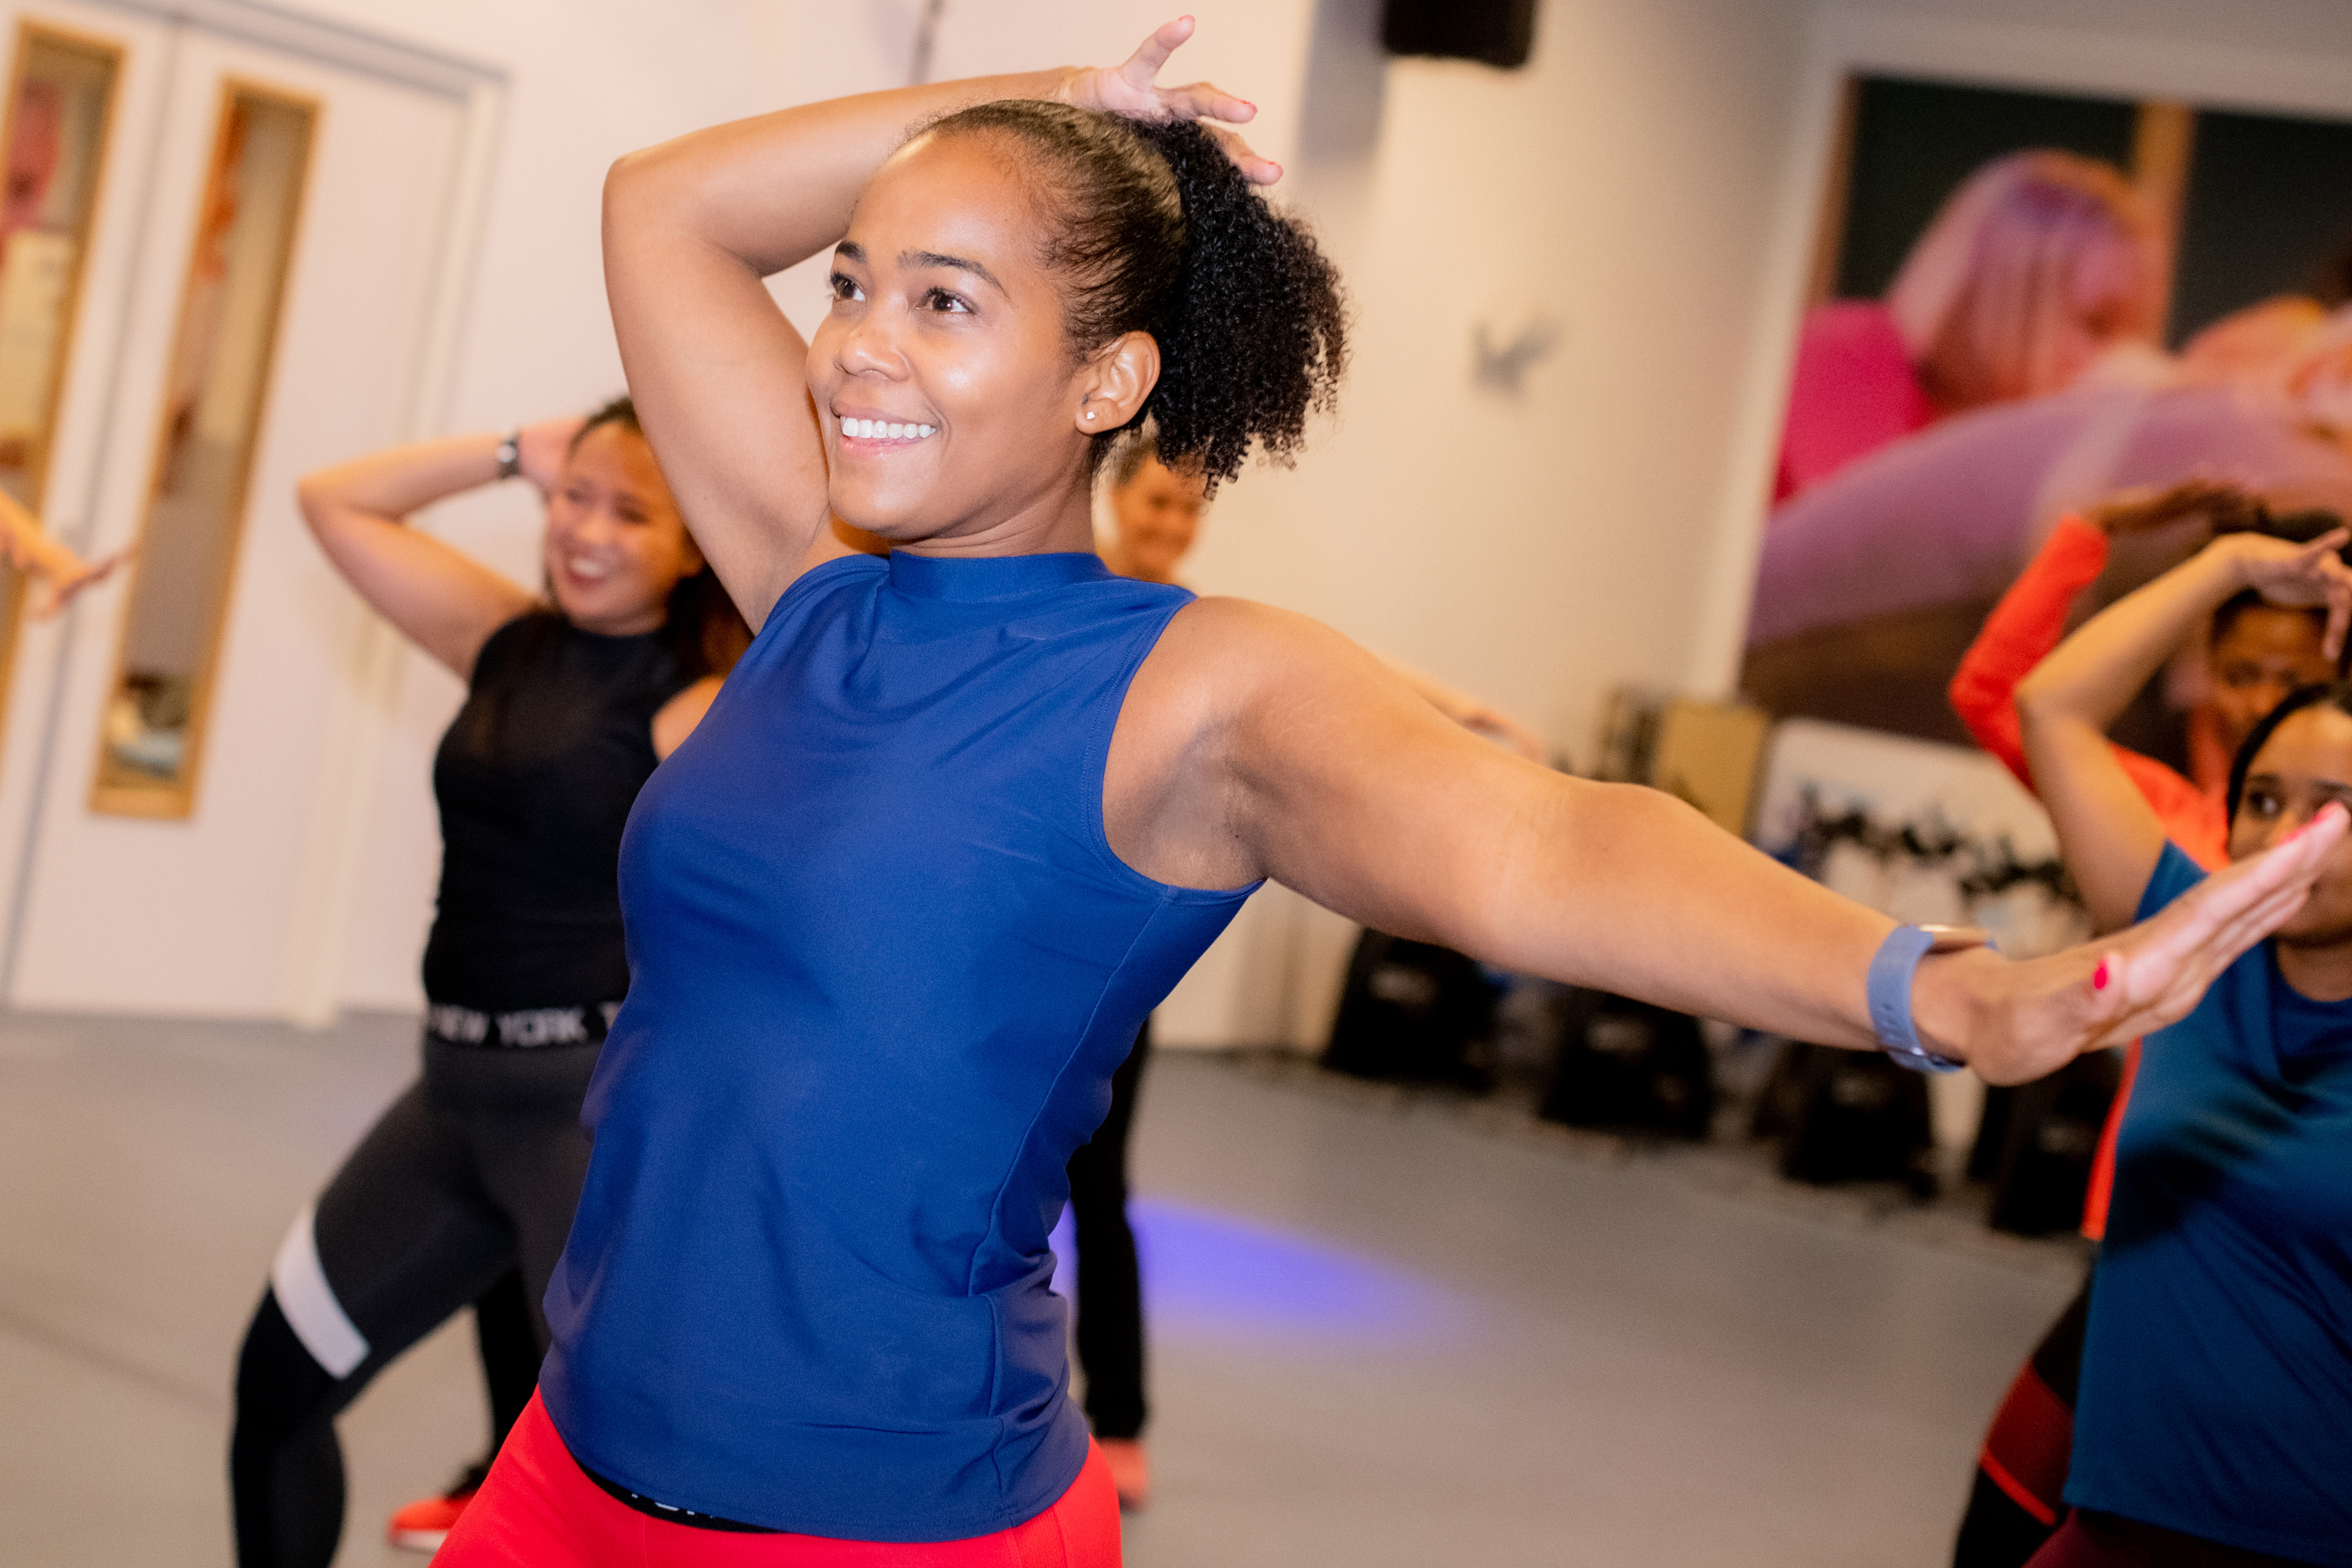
[93,82,313,818]
[0,23,120,702]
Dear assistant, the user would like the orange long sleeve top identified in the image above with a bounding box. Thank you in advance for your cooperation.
[1947,515,2231,1241]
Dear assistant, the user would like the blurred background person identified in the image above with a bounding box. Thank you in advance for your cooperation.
[232,401,747,1566]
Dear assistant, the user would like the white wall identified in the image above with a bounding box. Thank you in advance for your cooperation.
[288,0,2352,1029]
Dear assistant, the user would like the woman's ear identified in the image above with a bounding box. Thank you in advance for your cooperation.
[675,521,708,577]
[1072,330,1161,435]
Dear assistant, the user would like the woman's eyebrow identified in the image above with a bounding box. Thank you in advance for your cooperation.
[902,249,1005,294]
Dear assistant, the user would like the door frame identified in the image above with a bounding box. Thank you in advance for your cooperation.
[0,0,506,1021]
[1681,4,2352,710]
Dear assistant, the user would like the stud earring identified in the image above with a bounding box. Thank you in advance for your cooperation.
[1083,409,1096,421]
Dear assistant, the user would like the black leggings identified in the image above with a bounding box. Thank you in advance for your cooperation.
[1954,1272,2095,1568]
[1065,1020,1151,1441]
[230,1036,600,1568]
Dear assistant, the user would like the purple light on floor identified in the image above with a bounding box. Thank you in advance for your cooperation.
[1050,1196,1467,1345]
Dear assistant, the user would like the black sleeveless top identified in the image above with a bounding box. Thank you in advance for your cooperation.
[423,612,691,1010]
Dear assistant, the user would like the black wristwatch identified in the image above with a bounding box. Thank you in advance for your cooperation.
[495,431,522,480]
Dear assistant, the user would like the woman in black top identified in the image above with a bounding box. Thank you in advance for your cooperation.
[229,399,748,1568]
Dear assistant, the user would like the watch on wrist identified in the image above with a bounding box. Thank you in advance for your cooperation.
[495,431,522,480]
[1867,924,1994,1074]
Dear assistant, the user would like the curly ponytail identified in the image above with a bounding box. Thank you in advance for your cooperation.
[924,102,1347,493]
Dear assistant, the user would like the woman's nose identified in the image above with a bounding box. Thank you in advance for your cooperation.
[566,508,618,545]
[838,306,902,375]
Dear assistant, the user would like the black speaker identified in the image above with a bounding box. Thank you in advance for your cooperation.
[1538,989,1716,1140]
[1382,0,1539,69]
[1322,929,1498,1089]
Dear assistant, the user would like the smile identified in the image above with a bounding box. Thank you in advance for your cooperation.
[838,417,936,442]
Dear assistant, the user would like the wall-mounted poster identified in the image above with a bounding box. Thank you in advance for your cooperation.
[1742,76,2352,762]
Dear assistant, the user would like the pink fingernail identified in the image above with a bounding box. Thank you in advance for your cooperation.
[2093,960,2110,992]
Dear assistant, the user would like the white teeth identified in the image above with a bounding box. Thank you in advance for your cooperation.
[839,418,936,441]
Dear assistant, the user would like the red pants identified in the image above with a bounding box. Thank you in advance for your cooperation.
[437,1392,1121,1567]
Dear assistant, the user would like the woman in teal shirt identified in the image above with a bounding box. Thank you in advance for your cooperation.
[2019,531,2352,1566]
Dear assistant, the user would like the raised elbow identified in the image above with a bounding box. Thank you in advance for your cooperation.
[293,473,333,536]
[602,143,687,230]
[2012,667,2060,727]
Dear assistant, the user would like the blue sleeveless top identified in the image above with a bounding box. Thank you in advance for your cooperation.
[539,550,1257,1542]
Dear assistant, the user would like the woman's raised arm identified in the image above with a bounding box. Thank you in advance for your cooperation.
[601,20,1269,627]
[2018,525,2352,928]
[295,424,565,678]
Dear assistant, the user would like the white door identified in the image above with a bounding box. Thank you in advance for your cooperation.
[0,2,494,1018]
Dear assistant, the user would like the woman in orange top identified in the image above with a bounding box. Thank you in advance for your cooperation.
[1946,485,2341,1567]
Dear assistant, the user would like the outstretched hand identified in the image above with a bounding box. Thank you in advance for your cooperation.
[22,545,129,621]
[1961,803,2347,1083]
[1060,17,1281,184]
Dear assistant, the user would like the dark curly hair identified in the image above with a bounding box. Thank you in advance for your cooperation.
[922,100,1347,493]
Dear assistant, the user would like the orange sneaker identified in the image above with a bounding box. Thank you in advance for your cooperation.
[1096,1438,1151,1512]
[386,1462,489,1553]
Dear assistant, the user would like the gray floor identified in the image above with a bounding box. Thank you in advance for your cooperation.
[0,1012,2076,1567]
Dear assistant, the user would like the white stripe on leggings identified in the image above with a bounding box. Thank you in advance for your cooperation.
[269,1203,368,1378]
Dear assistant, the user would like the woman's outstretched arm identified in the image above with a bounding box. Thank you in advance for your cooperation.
[295,423,569,678]
[1112,598,2344,1088]
[601,20,1269,627]
[2018,525,2351,928]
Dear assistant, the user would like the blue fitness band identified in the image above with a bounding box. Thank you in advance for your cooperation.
[1867,924,1991,1074]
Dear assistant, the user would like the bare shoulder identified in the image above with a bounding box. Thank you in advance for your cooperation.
[1109,594,1464,890]
[1145,595,1442,747]
[1140,594,1388,707]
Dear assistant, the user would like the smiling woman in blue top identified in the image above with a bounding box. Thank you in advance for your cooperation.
[433,20,2347,1566]
[2015,535,2352,1568]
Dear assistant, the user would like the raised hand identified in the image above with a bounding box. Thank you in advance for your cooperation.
[1959,802,2347,1084]
[515,415,587,499]
[1058,17,1280,184]
[2226,525,2352,658]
